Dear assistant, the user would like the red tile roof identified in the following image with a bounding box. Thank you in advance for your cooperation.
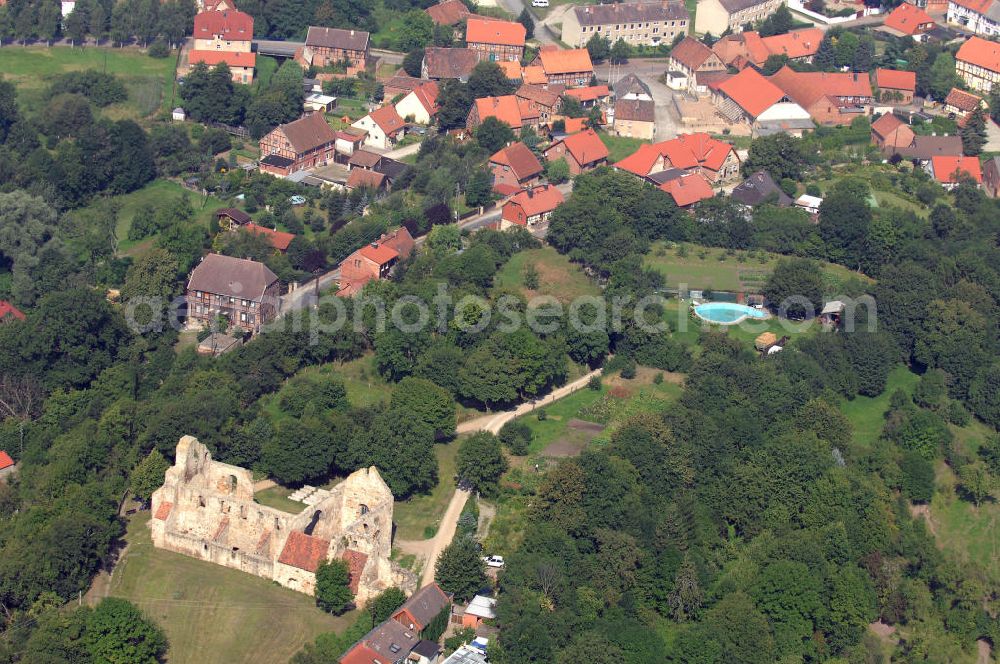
[944,87,983,112]
[716,66,785,118]
[193,9,253,39]
[871,113,915,148]
[557,128,608,165]
[956,36,1000,74]
[245,223,295,251]
[505,184,565,219]
[560,117,588,133]
[522,65,548,85]
[153,501,173,521]
[931,156,982,183]
[883,3,934,35]
[491,142,543,181]
[189,50,256,68]
[426,0,471,25]
[759,28,822,60]
[741,31,769,66]
[564,85,609,102]
[369,105,406,136]
[0,301,25,321]
[340,644,382,664]
[410,81,440,116]
[875,68,916,92]
[342,550,368,595]
[660,173,715,207]
[359,241,400,265]
[474,95,524,129]
[666,133,736,171]
[670,37,717,70]
[613,143,663,176]
[538,48,594,74]
[277,531,331,572]
[466,17,526,47]
[347,168,387,190]
[498,61,523,79]
[770,66,872,109]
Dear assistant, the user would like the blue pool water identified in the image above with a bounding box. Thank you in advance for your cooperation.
[694,302,769,325]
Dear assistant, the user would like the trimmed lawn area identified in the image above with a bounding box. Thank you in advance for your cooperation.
[494,246,600,303]
[104,513,354,664]
[597,132,647,163]
[111,179,227,255]
[838,365,919,451]
[254,485,305,514]
[393,437,460,540]
[0,46,178,121]
[930,484,1000,586]
[334,354,395,408]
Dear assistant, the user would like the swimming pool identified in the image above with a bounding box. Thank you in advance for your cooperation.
[693,302,770,325]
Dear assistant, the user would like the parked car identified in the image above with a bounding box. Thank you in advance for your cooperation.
[482,555,505,568]
[289,195,307,206]
[532,0,549,6]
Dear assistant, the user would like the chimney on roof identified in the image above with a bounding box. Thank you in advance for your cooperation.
[371,242,379,248]
[527,187,534,198]
[351,29,355,35]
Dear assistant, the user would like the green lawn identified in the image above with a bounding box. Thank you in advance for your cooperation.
[254,485,306,514]
[103,513,355,664]
[838,365,919,451]
[0,46,178,121]
[110,179,228,255]
[931,485,1000,586]
[252,55,279,92]
[643,242,867,293]
[393,437,461,540]
[334,354,395,408]
[494,246,600,303]
[597,132,648,163]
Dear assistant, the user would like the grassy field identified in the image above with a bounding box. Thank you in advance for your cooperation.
[110,178,227,254]
[494,246,600,303]
[643,242,867,293]
[104,513,354,664]
[334,354,395,408]
[0,46,178,121]
[254,485,306,514]
[838,365,920,451]
[598,132,647,163]
[931,480,1000,586]
[252,55,279,92]
[393,437,460,540]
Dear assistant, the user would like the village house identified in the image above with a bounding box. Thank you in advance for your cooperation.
[514,84,563,124]
[871,113,916,150]
[216,208,252,230]
[887,134,964,163]
[457,596,497,630]
[339,619,421,664]
[244,224,295,253]
[395,81,439,124]
[384,74,425,99]
[187,10,255,83]
[352,105,407,150]
[560,1,689,49]
[613,98,655,139]
[340,584,450,664]
[0,301,25,323]
[983,155,1000,196]
[948,0,1000,37]
[944,87,986,118]
[956,36,1000,92]
[258,112,338,176]
[465,17,525,62]
[874,68,917,104]
[614,133,741,184]
[345,168,387,192]
[770,66,873,126]
[730,170,793,207]
[489,142,544,194]
[501,184,565,228]
[614,73,652,101]
[660,171,715,208]
[712,66,786,123]
[186,253,280,334]
[543,128,609,174]
[0,451,15,481]
[303,26,370,70]
[391,583,452,637]
[695,0,783,37]
[337,228,415,297]
[201,0,234,12]
[533,47,594,87]
[467,95,539,133]
[927,155,983,189]
[426,0,471,26]
[422,47,480,82]
[334,129,367,160]
[564,85,610,108]
[712,28,822,69]
[881,3,936,41]
[668,37,727,95]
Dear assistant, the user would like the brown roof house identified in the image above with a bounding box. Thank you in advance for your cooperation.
[339,619,420,664]
[391,583,452,636]
[302,26,370,72]
[426,0,471,25]
[543,128,609,175]
[422,46,480,82]
[259,112,338,176]
[943,87,985,117]
[465,17,525,63]
[667,37,726,95]
[337,228,416,297]
[352,105,407,150]
[871,113,916,150]
[501,184,565,229]
[730,170,793,207]
[515,83,563,124]
[186,253,279,334]
[490,142,544,195]
[613,98,655,140]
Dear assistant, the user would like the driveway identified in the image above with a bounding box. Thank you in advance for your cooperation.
[594,59,678,139]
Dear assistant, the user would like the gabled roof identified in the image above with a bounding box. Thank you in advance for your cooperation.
[615,98,655,122]
[884,3,935,35]
[538,47,593,74]
[277,531,330,572]
[473,95,524,128]
[466,17,525,47]
[385,74,425,95]
[349,149,383,168]
[498,61,523,80]
[730,171,793,206]
[393,583,452,628]
[613,73,651,99]
[759,28,823,60]
[663,133,735,171]
[871,113,916,148]
[770,66,872,109]
[423,47,479,79]
[369,105,406,136]
[305,26,370,51]
[931,155,982,183]
[889,135,963,160]
[944,87,983,112]
[670,37,717,70]
[516,83,561,108]
[716,66,785,118]
[0,451,14,470]
[0,301,25,321]
[522,65,548,85]
[490,142,544,180]
[275,112,337,154]
[193,10,253,39]
[572,0,688,25]
[505,184,566,218]
[347,168,387,190]
[245,223,295,251]
[956,36,1000,74]
[408,81,440,116]
[552,128,608,165]
[187,254,279,300]
[875,68,916,92]
[613,143,663,176]
[426,0,472,25]
[341,619,419,664]
[564,85,609,102]
[950,0,1000,17]
[718,0,772,12]
[359,241,400,265]
[660,172,714,207]
[189,50,256,68]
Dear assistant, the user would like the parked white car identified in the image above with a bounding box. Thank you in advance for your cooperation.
[532,0,549,7]
[482,555,505,568]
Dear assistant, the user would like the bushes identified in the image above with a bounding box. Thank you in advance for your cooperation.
[49,70,128,107]
[499,420,532,455]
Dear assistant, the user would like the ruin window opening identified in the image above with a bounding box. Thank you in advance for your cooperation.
[199,496,206,508]
[228,474,237,493]
[304,510,322,536]
[359,504,369,516]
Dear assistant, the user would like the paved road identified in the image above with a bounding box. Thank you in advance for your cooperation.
[277,268,340,316]
[595,58,678,140]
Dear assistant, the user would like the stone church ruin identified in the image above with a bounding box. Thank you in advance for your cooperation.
[151,436,416,604]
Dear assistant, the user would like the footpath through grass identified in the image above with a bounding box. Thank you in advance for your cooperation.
[104,513,354,664]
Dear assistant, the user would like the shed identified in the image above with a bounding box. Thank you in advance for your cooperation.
[754,332,777,351]
[172,107,186,122]
[460,595,497,628]
[304,93,337,112]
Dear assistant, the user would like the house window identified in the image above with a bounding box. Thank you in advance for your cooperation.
[240,312,248,322]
